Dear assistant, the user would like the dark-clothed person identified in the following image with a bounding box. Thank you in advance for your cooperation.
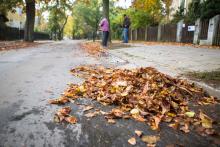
[122,14,131,43]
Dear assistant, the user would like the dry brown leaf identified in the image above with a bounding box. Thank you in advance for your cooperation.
[59,106,71,116]
[130,108,139,115]
[168,123,179,130]
[48,97,69,104]
[150,116,162,130]
[199,111,213,129]
[54,114,60,123]
[100,110,107,115]
[180,122,190,133]
[141,135,160,144]
[107,119,116,124]
[83,105,94,112]
[84,111,99,118]
[135,130,143,137]
[128,137,136,145]
[133,115,146,122]
[147,144,156,147]
[65,116,77,124]
[111,108,124,118]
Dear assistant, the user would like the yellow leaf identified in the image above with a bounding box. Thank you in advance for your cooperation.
[185,111,195,118]
[130,108,139,115]
[199,111,213,129]
[141,135,160,144]
[121,91,128,96]
[167,112,176,117]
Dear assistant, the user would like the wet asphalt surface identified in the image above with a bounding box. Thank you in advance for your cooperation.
[0,40,220,147]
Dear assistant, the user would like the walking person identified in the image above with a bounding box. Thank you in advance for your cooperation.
[99,17,109,47]
[122,14,131,43]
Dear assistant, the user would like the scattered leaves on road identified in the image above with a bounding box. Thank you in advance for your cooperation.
[53,106,77,124]
[0,41,40,51]
[80,42,106,57]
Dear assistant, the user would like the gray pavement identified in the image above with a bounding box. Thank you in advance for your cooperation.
[110,43,220,76]
[0,40,219,147]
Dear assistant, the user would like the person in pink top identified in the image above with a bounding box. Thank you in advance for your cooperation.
[99,17,109,47]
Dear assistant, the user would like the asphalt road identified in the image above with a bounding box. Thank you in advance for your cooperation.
[0,40,219,147]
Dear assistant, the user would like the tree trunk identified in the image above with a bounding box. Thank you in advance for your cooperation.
[102,0,109,19]
[24,0,35,42]
[102,0,111,42]
[61,16,68,39]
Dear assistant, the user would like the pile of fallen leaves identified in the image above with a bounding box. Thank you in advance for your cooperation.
[80,42,107,56]
[0,41,39,51]
[49,65,219,145]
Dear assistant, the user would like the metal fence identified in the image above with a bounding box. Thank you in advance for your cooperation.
[0,26,50,41]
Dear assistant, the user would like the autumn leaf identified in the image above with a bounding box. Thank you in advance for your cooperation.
[150,116,162,130]
[130,108,139,115]
[107,119,116,124]
[168,123,179,130]
[132,114,146,122]
[48,97,69,104]
[199,111,213,129]
[75,85,86,95]
[128,137,136,145]
[82,105,94,112]
[59,106,71,116]
[135,130,143,137]
[84,111,99,118]
[185,111,195,118]
[65,116,77,124]
[141,135,160,144]
[180,122,190,133]
[54,114,61,123]
[121,85,133,96]
[113,80,128,87]
[111,108,124,118]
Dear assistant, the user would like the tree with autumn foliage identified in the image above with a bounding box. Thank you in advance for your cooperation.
[132,0,163,25]
[0,0,73,41]
[162,0,173,23]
